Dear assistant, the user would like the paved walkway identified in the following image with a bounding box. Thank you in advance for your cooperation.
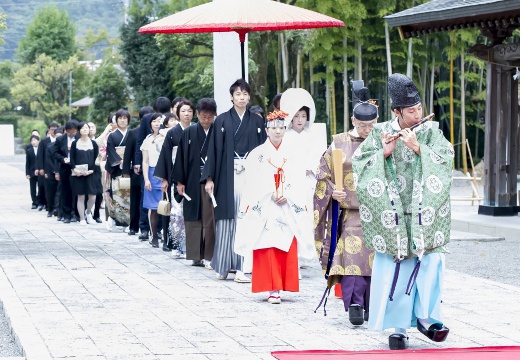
[1,157,520,359]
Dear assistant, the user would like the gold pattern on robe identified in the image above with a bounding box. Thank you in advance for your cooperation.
[345,264,362,275]
[330,264,344,275]
[324,152,331,170]
[315,180,327,199]
[344,235,363,254]
[368,252,375,268]
[313,209,320,227]
[344,172,356,191]
[335,237,344,255]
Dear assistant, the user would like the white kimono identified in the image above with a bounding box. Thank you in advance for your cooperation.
[234,139,315,266]
[283,124,327,261]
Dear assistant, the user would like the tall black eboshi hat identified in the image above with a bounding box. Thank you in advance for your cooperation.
[352,80,378,121]
[388,73,421,109]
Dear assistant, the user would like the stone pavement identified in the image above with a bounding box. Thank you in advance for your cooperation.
[1,157,520,360]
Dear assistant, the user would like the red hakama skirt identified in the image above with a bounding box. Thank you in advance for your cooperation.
[252,237,299,293]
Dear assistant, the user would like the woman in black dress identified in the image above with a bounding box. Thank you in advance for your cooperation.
[70,122,99,225]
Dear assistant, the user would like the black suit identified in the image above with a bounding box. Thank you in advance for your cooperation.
[37,137,54,209]
[52,134,78,219]
[44,141,60,214]
[122,127,144,233]
[26,146,38,206]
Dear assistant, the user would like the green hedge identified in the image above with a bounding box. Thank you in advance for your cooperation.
[17,118,47,143]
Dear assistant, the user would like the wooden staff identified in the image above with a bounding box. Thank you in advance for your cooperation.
[384,113,435,144]
[332,149,343,190]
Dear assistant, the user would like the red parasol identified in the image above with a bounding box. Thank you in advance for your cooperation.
[139,0,344,79]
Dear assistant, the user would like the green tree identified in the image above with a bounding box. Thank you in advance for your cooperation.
[119,4,172,107]
[17,5,77,65]
[88,61,128,125]
[11,54,79,125]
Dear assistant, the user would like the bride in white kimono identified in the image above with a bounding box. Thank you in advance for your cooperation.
[235,111,313,304]
[280,88,327,267]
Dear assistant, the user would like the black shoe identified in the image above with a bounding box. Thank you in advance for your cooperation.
[47,211,53,218]
[364,311,369,322]
[63,218,71,224]
[53,209,59,217]
[57,216,63,222]
[37,205,45,211]
[191,260,204,266]
[348,304,364,326]
[94,218,102,223]
[417,321,449,342]
[31,204,38,209]
[149,240,159,248]
[388,333,409,350]
[162,245,172,252]
[128,230,136,236]
[138,231,149,241]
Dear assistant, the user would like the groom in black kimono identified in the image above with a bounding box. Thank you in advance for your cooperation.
[173,98,217,266]
[201,79,267,282]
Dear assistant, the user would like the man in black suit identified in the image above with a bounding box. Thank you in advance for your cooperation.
[37,122,59,216]
[43,127,63,218]
[123,106,153,236]
[52,120,79,223]
[25,135,40,209]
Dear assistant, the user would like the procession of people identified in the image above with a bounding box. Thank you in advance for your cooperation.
[25,75,453,351]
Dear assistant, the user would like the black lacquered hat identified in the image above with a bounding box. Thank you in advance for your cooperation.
[388,73,421,109]
[352,80,378,121]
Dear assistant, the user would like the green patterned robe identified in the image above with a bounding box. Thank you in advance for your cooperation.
[352,119,454,259]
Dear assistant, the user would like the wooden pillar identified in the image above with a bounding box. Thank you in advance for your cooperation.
[478,43,519,216]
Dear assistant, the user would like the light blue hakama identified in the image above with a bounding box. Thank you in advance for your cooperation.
[368,252,445,331]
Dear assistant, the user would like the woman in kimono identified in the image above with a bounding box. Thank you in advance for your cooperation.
[279,88,327,268]
[314,82,377,325]
[235,111,310,304]
[105,109,131,229]
[141,113,166,247]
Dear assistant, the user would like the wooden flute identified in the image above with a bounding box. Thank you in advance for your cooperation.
[384,113,435,144]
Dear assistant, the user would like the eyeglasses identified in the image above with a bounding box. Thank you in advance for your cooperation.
[356,123,375,130]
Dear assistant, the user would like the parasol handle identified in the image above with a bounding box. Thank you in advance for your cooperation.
[332,149,343,191]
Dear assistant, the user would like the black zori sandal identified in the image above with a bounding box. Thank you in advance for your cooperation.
[417,321,450,342]
[388,333,409,350]
[348,304,364,325]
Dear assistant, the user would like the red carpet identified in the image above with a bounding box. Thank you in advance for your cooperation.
[271,346,520,359]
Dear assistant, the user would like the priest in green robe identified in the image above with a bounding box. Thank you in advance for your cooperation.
[352,74,454,350]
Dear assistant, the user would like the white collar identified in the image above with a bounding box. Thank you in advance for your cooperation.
[391,118,402,131]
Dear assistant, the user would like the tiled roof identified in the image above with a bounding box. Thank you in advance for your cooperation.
[385,0,520,38]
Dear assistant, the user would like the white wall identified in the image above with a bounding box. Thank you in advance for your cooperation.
[0,124,15,156]
[213,31,248,115]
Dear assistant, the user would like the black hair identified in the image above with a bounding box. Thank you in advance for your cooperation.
[54,127,64,135]
[65,120,78,130]
[115,109,131,124]
[107,113,115,124]
[172,97,187,108]
[139,106,154,120]
[176,100,195,119]
[271,93,282,110]
[31,129,40,134]
[229,79,250,95]
[48,122,59,129]
[148,113,163,131]
[76,121,89,131]
[29,135,40,142]
[249,105,265,119]
[196,98,217,115]
[163,113,176,128]
[298,106,310,119]
[154,97,172,114]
